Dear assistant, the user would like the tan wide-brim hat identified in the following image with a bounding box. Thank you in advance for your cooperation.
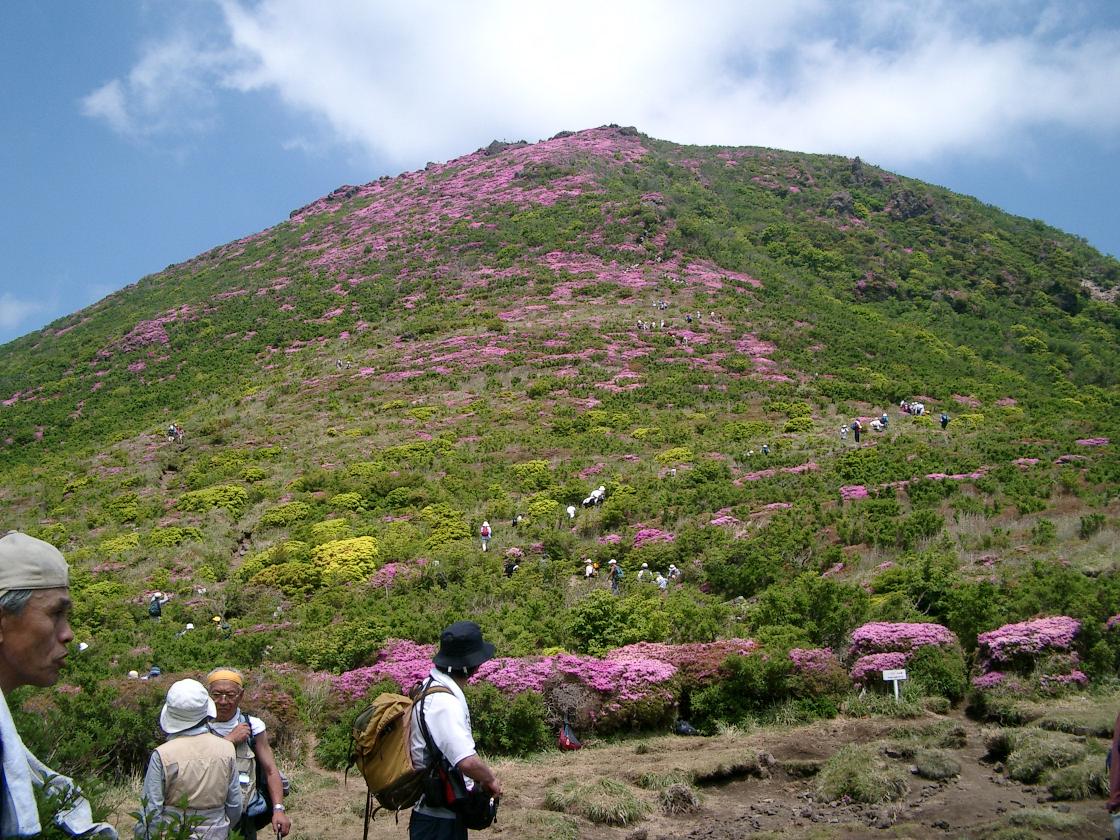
[159,679,216,734]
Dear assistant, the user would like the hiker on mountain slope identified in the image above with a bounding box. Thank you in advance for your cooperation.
[206,668,291,839]
[479,521,491,552]
[0,532,119,838]
[409,622,502,839]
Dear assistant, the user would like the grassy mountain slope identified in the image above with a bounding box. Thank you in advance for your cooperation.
[2,125,1120,789]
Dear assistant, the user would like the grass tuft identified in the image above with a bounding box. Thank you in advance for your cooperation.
[659,782,702,814]
[815,743,910,804]
[912,748,961,781]
[544,777,651,826]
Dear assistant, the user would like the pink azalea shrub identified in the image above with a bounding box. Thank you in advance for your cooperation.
[850,652,910,684]
[607,639,758,686]
[971,671,1006,689]
[972,616,1087,694]
[633,527,674,548]
[976,616,1080,668]
[849,622,957,657]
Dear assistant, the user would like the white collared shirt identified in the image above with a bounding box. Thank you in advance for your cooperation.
[409,668,477,818]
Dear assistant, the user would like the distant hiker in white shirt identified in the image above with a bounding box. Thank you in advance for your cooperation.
[0,531,118,838]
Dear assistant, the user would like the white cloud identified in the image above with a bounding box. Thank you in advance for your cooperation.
[80,33,230,141]
[0,293,46,331]
[83,0,1120,167]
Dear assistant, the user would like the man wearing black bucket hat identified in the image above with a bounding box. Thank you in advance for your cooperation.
[408,621,502,839]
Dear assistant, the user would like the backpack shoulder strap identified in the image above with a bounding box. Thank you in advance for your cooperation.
[414,679,453,765]
[242,711,257,753]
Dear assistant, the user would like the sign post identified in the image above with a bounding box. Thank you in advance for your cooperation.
[882,668,908,702]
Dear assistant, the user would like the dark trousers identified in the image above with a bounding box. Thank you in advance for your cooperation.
[409,811,466,840]
[236,815,257,840]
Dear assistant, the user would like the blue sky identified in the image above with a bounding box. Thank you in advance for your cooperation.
[2,0,1118,345]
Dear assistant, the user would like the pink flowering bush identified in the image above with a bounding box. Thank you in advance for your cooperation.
[976,616,1080,668]
[850,652,910,684]
[849,622,957,657]
[632,526,674,548]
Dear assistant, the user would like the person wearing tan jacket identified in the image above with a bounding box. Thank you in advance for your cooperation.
[134,679,241,840]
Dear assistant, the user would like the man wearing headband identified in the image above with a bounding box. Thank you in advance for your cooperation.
[0,531,118,837]
[205,668,291,838]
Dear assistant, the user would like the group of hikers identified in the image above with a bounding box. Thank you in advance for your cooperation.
[0,533,281,840]
[0,529,504,838]
[844,402,950,443]
[583,558,681,594]
[165,423,185,444]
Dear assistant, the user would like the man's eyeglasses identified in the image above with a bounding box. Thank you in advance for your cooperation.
[209,691,242,700]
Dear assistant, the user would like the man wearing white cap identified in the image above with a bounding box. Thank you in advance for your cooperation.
[0,531,118,838]
[135,679,241,839]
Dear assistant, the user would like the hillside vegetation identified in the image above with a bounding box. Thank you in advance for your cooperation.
[2,126,1119,816]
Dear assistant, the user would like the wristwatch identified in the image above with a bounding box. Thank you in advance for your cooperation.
[273,805,285,812]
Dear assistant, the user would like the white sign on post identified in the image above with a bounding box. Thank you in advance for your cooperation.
[882,668,908,701]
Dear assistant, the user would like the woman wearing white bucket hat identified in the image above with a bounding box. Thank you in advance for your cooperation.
[135,679,242,839]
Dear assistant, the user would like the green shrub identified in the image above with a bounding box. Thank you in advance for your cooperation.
[464,683,551,757]
[511,459,553,491]
[527,497,560,521]
[310,536,380,584]
[1045,755,1109,800]
[106,492,143,522]
[251,562,323,596]
[147,526,203,548]
[1079,512,1106,539]
[329,491,367,511]
[260,501,313,528]
[100,532,140,554]
[1003,729,1087,783]
[691,651,791,728]
[1031,519,1057,545]
[782,416,814,434]
[907,644,968,702]
[656,446,693,465]
[240,465,268,482]
[177,484,249,516]
[308,518,351,543]
[292,621,386,672]
[815,743,909,804]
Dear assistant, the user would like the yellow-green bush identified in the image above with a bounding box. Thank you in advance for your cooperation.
[309,518,351,543]
[528,497,560,520]
[512,460,553,491]
[238,540,310,581]
[260,501,313,528]
[100,532,140,554]
[783,416,815,434]
[311,536,380,584]
[147,526,203,548]
[656,447,693,465]
[329,492,366,511]
[106,492,143,522]
[177,484,249,516]
[241,465,268,482]
[251,561,323,596]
